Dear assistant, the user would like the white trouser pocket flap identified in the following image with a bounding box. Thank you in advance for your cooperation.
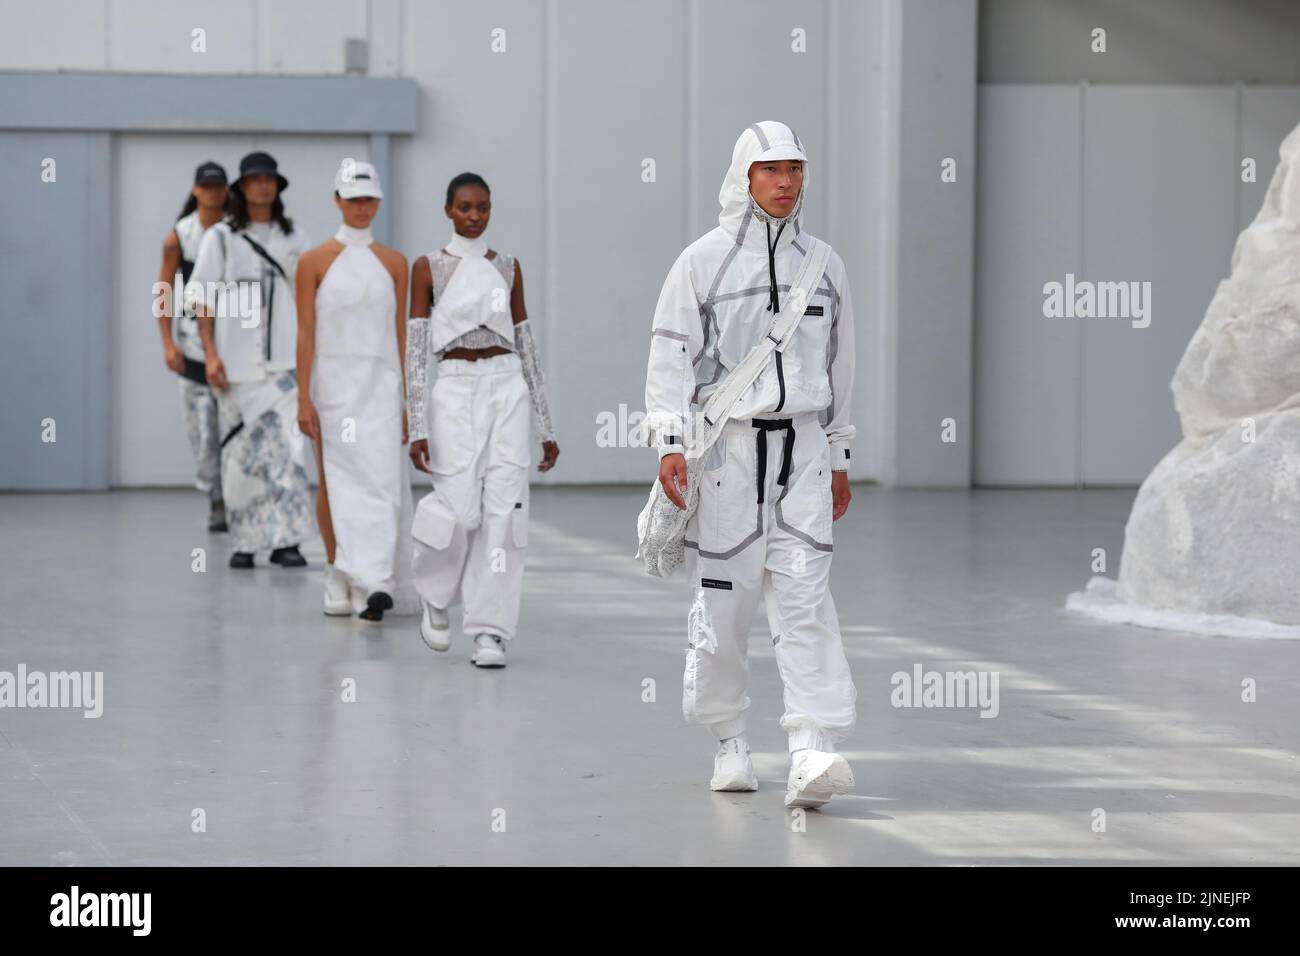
[411,496,456,549]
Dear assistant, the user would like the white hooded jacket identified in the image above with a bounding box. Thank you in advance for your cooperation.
[644,121,855,470]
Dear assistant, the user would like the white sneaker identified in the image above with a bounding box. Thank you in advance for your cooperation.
[419,601,451,651]
[784,750,855,809]
[470,633,506,668]
[710,736,758,792]
[322,564,351,617]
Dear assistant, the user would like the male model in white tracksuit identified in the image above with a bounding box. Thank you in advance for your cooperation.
[644,121,858,809]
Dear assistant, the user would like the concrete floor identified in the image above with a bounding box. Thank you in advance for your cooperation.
[1,485,1297,866]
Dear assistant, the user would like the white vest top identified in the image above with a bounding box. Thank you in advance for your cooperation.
[188,220,309,383]
[315,244,397,362]
[427,253,514,354]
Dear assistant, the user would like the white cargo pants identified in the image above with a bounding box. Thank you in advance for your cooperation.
[683,412,857,752]
[411,353,531,640]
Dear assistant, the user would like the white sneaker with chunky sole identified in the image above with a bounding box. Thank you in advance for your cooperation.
[784,750,855,809]
[470,633,506,667]
[710,736,758,792]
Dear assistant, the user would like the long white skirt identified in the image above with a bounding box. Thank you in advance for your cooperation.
[314,355,418,613]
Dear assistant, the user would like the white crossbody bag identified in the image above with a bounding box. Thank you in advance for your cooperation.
[634,236,831,577]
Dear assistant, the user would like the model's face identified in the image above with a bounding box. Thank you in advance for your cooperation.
[335,195,380,228]
[240,173,279,206]
[446,185,491,238]
[193,182,227,210]
[748,160,803,217]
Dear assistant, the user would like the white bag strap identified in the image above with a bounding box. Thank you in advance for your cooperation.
[696,237,831,437]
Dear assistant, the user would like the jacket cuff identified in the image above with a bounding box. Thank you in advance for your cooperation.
[644,412,684,453]
[829,439,851,472]
[657,440,686,460]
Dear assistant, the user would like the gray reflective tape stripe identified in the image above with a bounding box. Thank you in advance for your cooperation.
[685,441,765,559]
[710,282,834,306]
[692,352,726,405]
[790,127,803,150]
[822,268,839,300]
[773,448,834,551]
[774,499,833,552]
[692,303,714,368]
[733,204,754,249]
[748,123,770,150]
[652,327,689,342]
[822,274,842,427]
[706,205,750,303]
[686,429,830,557]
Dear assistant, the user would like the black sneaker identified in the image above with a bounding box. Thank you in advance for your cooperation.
[359,591,394,622]
[208,500,228,533]
[229,552,254,569]
[269,546,307,568]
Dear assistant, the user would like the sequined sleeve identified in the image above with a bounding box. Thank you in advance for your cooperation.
[514,319,555,443]
[406,315,431,442]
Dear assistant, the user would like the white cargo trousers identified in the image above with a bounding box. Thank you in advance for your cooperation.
[683,411,857,752]
[411,353,531,640]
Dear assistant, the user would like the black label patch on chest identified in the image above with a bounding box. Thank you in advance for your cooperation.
[700,578,733,590]
[804,305,824,316]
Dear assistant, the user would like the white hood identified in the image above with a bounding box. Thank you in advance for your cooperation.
[717,121,809,249]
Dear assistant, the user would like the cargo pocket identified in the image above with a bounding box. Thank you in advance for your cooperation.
[411,495,456,550]
[509,498,529,548]
[776,433,833,548]
[697,432,757,556]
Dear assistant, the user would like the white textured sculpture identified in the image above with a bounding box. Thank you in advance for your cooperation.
[1070,123,1300,637]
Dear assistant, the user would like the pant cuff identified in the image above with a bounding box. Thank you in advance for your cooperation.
[787,726,836,753]
[708,717,747,741]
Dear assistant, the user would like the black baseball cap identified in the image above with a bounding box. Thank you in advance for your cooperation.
[234,151,289,192]
[193,161,228,186]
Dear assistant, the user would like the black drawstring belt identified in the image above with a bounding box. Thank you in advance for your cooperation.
[752,418,796,504]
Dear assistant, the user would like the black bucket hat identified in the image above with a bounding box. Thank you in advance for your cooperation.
[234,151,289,192]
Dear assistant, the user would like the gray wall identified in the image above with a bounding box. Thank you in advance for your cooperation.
[14,0,1291,491]
[3,0,935,490]
[980,0,1300,84]
[974,84,1300,485]
[0,132,111,490]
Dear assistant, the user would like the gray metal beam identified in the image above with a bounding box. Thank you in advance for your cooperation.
[0,71,419,134]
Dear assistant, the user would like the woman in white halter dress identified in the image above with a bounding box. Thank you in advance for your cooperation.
[297,160,417,620]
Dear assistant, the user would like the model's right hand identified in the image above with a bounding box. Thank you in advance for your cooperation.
[410,438,432,474]
[163,341,184,374]
[298,399,320,441]
[659,453,688,510]
[205,354,228,391]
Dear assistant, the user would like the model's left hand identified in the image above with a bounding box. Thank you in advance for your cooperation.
[832,471,851,520]
[538,440,560,473]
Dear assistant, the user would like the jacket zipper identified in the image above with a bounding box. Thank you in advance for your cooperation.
[766,220,787,412]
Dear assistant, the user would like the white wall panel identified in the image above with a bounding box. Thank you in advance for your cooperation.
[974,85,1081,486]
